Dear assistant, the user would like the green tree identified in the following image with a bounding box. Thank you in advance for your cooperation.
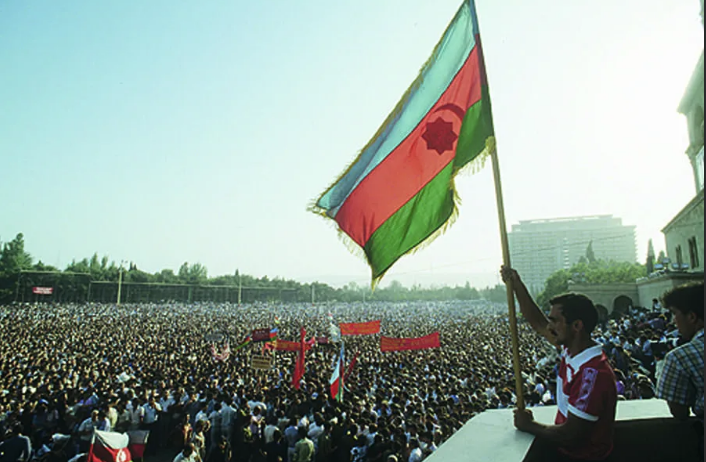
[585,241,596,264]
[537,260,646,309]
[646,239,655,274]
[479,284,507,303]
[0,233,33,275]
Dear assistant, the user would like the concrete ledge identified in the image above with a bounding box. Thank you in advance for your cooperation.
[426,400,701,461]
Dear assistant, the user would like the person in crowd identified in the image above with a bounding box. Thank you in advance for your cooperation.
[293,427,314,462]
[0,298,677,462]
[655,282,704,458]
[174,443,200,462]
[0,423,32,462]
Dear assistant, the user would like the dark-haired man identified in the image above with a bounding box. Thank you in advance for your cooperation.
[501,266,617,461]
[0,424,32,462]
[655,283,704,457]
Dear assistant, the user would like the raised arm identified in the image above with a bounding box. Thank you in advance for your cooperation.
[500,266,556,346]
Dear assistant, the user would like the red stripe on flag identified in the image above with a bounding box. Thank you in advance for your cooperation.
[335,46,483,247]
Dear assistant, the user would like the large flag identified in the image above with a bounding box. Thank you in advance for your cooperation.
[329,343,345,402]
[311,0,494,285]
[87,431,132,462]
[339,320,381,336]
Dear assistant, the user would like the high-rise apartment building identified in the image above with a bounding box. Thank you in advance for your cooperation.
[509,215,637,293]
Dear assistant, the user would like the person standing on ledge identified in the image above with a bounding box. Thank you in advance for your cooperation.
[501,266,617,461]
[655,282,704,459]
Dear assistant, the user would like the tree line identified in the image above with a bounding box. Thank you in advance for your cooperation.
[0,233,646,305]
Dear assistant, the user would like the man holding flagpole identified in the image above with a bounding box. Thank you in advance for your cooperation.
[501,266,617,461]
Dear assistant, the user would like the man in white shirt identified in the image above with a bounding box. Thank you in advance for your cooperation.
[407,439,423,462]
[77,410,99,453]
[129,398,145,431]
[219,400,236,443]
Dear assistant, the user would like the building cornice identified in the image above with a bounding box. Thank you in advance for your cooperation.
[662,189,705,233]
[678,51,705,115]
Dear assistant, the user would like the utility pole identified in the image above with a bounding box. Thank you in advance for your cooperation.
[117,260,127,305]
[238,273,242,305]
[117,266,123,305]
[311,284,315,305]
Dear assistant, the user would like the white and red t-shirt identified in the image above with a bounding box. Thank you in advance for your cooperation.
[556,344,617,460]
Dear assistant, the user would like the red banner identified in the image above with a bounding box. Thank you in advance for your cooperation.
[380,332,440,352]
[339,320,381,336]
[271,340,314,352]
[32,287,53,295]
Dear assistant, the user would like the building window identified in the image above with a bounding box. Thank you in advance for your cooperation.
[676,245,683,267]
[689,237,700,269]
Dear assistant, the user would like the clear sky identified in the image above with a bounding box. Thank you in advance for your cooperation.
[0,0,703,288]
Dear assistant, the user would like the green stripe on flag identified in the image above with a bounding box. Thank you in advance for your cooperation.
[454,87,494,169]
[364,162,455,280]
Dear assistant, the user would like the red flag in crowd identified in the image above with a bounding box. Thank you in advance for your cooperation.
[126,431,149,460]
[292,327,306,389]
[344,352,358,380]
[87,430,131,462]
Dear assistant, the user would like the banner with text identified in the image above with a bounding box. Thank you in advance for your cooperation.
[271,340,314,352]
[380,332,440,352]
[32,287,53,295]
[339,320,381,336]
[252,328,277,343]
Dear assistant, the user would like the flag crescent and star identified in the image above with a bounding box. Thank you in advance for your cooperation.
[311,0,495,285]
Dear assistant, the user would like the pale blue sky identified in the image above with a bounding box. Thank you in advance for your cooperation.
[0,0,703,288]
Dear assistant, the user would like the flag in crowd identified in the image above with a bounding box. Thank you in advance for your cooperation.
[311,0,495,285]
[292,327,307,389]
[210,342,230,362]
[125,431,149,460]
[87,430,132,462]
[232,335,252,352]
[329,343,346,402]
[339,320,381,336]
[344,351,358,381]
[380,332,441,352]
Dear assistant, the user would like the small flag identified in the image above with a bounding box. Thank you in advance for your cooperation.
[311,0,494,286]
[87,430,132,462]
[232,336,252,352]
[329,343,345,402]
[269,328,279,340]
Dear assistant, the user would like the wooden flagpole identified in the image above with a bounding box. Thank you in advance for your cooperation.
[488,137,525,410]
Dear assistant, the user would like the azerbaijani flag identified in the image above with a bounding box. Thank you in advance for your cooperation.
[232,335,252,352]
[329,343,345,402]
[311,0,494,284]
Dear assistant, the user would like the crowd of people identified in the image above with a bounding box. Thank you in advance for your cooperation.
[0,295,688,462]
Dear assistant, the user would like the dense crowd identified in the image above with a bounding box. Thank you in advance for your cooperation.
[0,299,680,462]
